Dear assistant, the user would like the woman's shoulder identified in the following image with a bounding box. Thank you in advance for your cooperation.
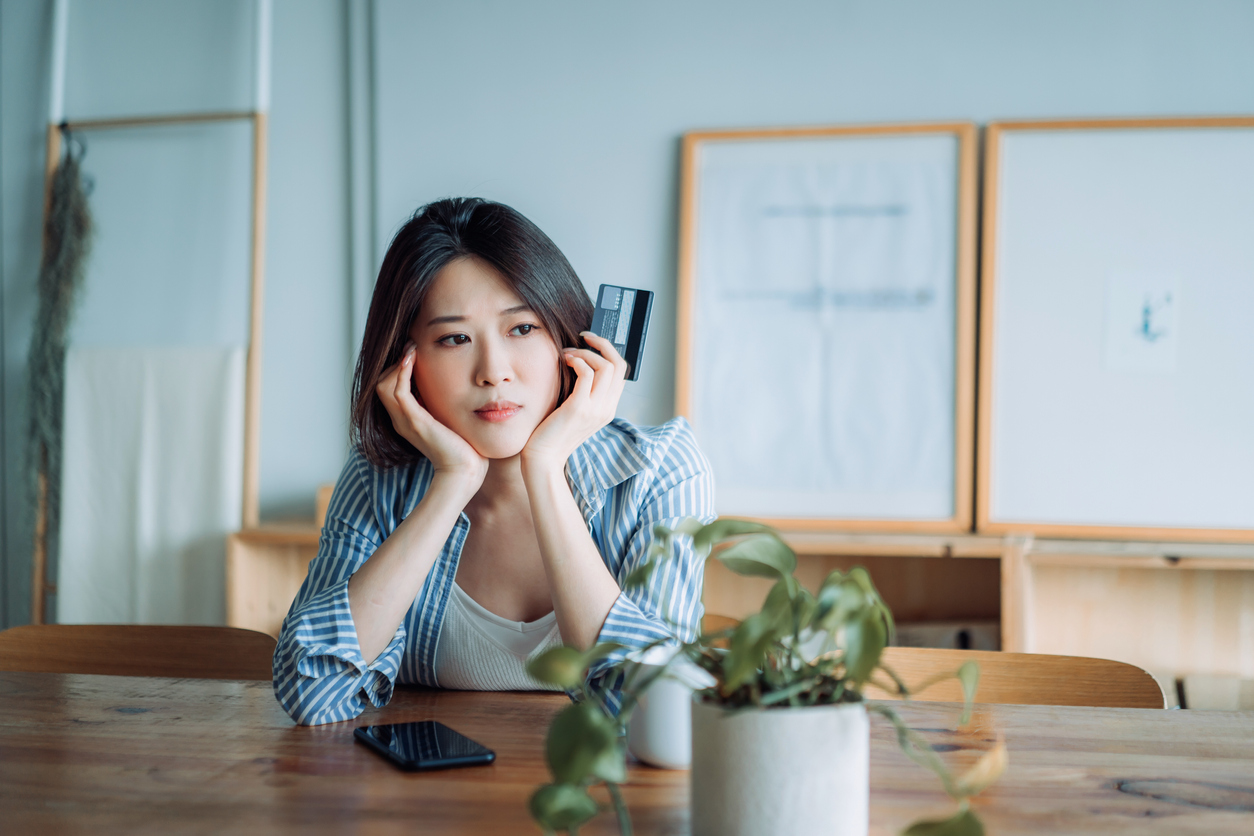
[330,447,434,516]
[599,416,709,476]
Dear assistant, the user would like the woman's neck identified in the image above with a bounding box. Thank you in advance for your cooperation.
[466,454,530,516]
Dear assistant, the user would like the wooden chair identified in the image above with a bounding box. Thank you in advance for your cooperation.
[868,647,1165,709]
[0,625,277,681]
[699,614,1165,709]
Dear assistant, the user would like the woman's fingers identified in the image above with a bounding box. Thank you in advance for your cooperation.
[392,343,417,407]
[375,343,434,445]
[565,353,596,400]
[576,332,628,397]
[580,331,627,372]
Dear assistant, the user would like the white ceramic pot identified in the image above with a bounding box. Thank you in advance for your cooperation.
[627,674,694,768]
[626,657,715,769]
[690,699,869,836]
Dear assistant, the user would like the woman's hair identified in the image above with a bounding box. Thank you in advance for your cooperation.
[350,197,594,469]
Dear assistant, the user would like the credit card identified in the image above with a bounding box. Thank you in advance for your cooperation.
[589,284,653,381]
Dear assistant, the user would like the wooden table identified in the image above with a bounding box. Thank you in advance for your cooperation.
[2,672,1252,834]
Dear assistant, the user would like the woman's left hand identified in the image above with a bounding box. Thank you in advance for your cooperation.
[521,331,628,474]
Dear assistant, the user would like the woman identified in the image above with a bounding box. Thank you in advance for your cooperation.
[274,197,714,725]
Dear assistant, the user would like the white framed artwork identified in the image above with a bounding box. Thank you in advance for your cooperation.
[979,117,1254,542]
[675,123,977,532]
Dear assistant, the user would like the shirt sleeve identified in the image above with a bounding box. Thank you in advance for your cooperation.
[586,419,716,712]
[272,453,407,726]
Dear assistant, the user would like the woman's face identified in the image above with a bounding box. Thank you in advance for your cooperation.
[408,256,562,460]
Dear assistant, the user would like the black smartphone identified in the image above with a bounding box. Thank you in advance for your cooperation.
[353,721,496,771]
[589,284,653,381]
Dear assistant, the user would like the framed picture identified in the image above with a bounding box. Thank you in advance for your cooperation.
[978,117,1254,542]
[675,122,977,532]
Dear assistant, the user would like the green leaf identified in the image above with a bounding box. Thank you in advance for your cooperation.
[758,677,818,706]
[901,805,984,836]
[843,609,887,683]
[722,612,776,692]
[622,559,657,589]
[760,578,794,626]
[673,517,705,537]
[545,703,626,785]
[791,585,817,635]
[869,704,959,799]
[527,646,587,689]
[692,518,776,557]
[715,533,797,580]
[957,660,980,725]
[814,577,870,633]
[529,783,600,832]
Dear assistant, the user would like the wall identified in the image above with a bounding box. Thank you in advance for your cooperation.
[0,0,352,627]
[372,0,1254,426]
[3,0,1253,627]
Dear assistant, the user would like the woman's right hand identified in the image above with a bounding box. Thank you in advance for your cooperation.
[375,342,488,500]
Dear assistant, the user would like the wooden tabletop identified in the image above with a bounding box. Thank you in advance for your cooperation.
[1,672,1252,834]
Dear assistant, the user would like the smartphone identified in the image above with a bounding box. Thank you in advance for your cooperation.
[354,720,496,771]
[589,284,653,381]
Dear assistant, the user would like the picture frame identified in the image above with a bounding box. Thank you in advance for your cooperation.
[977,117,1254,543]
[675,122,978,533]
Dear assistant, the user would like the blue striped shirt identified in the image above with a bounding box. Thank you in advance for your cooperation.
[273,416,714,725]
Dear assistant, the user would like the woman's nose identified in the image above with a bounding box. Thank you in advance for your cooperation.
[474,337,513,386]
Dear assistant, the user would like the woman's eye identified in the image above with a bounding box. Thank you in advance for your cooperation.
[437,334,470,346]
[510,323,536,336]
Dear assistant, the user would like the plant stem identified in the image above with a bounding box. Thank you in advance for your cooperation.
[606,782,633,836]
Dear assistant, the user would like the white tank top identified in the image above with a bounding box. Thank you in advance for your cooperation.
[434,582,564,691]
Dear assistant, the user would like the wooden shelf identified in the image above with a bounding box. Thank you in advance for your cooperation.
[224,519,1254,683]
[226,524,321,638]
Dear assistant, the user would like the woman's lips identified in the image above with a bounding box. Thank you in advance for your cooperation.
[474,401,522,423]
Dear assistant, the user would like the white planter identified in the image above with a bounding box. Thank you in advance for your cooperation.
[627,674,694,769]
[690,699,869,836]
[626,657,715,769]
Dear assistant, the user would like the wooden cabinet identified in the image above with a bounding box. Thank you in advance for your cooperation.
[226,485,332,638]
[706,532,1254,689]
[225,526,320,638]
[1005,539,1254,680]
[225,511,1254,692]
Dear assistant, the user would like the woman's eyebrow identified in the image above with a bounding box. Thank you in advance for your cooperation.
[425,304,531,327]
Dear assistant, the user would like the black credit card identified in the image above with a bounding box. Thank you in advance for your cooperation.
[589,284,653,381]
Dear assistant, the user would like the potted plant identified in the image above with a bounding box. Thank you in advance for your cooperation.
[527,519,1006,836]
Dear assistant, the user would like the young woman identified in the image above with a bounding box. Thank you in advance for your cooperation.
[273,198,714,725]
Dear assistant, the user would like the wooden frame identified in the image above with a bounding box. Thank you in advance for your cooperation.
[675,122,978,533]
[32,112,268,624]
[977,117,1254,544]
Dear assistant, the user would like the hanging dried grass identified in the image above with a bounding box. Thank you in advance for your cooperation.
[28,130,94,573]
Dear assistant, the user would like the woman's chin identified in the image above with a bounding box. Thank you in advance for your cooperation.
[466,434,529,461]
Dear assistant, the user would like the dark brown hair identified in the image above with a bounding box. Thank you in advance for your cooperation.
[350,197,593,468]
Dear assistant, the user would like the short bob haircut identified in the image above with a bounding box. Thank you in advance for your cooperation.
[350,197,594,469]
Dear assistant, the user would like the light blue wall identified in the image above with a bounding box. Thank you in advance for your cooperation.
[3,0,1253,626]
[372,0,1254,426]
[0,0,352,626]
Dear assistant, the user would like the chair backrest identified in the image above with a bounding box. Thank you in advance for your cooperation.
[868,646,1166,709]
[0,624,276,681]
[699,614,1164,709]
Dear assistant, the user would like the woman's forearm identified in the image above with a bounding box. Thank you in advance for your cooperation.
[348,472,476,663]
[521,462,622,650]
